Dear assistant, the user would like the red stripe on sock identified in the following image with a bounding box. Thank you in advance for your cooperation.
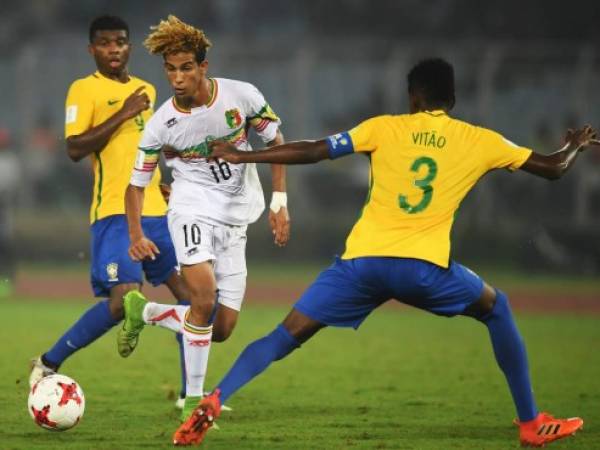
[148,308,181,323]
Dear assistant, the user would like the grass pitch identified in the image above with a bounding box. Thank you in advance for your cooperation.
[2,299,599,449]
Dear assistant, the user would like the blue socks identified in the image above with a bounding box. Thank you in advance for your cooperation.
[480,289,538,422]
[176,299,190,398]
[44,299,119,368]
[217,324,299,403]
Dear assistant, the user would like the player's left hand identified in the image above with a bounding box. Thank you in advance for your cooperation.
[209,140,243,163]
[159,183,171,203]
[565,125,597,150]
[269,207,290,247]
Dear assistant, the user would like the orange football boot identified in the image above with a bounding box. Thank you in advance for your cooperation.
[173,389,222,446]
[519,412,583,447]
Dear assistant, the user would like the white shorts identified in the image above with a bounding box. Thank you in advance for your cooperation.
[168,212,247,311]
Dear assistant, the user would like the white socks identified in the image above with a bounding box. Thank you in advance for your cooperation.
[142,302,189,333]
[141,302,213,397]
[182,311,213,397]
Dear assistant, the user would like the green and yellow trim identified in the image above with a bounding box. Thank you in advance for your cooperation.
[172,97,191,114]
[171,78,218,113]
[93,153,104,222]
[184,310,213,335]
[206,78,218,107]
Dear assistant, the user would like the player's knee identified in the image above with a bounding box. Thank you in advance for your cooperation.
[189,298,216,323]
[107,299,124,320]
[212,325,234,343]
[188,284,217,304]
[463,283,497,321]
[108,284,139,320]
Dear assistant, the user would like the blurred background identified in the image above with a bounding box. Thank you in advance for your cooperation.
[1,0,600,295]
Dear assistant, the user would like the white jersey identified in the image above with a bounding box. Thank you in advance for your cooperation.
[130,78,281,226]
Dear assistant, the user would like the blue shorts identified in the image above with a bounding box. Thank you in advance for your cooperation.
[294,257,484,329]
[90,215,178,297]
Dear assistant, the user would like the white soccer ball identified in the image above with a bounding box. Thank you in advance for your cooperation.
[28,374,85,431]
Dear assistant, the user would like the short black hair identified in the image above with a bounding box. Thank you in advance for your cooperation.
[89,15,129,43]
[407,58,455,109]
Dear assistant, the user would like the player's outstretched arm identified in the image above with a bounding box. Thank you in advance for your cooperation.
[210,139,330,165]
[66,87,151,162]
[520,125,597,180]
[125,184,159,261]
[266,130,291,247]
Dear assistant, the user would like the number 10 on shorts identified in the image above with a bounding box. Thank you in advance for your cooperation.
[183,224,201,247]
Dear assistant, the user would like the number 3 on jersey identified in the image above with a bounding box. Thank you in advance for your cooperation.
[398,156,438,214]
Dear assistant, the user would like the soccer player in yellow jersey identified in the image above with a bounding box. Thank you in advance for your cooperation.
[173,58,597,447]
[29,15,190,406]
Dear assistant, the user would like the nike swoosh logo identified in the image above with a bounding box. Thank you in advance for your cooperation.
[66,340,77,349]
[108,99,119,105]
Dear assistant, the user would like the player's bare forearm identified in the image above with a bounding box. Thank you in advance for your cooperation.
[66,112,130,162]
[211,139,330,165]
[522,125,599,179]
[267,130,287,192]
[125,184,160,261]
[66,87,150,162]
[520,125,597,180]
[125,184,145,241]
[521,145,581,180]
[266,131,291,246]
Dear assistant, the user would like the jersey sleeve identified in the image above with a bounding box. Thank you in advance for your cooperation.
[130,122,162,188]
[326,116,380,159]
[65,80,94,138]
[478,128,533,171]
[244,84,281,144]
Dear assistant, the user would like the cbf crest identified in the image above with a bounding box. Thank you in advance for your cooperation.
[225,108,243,128]
[106,263,119,282]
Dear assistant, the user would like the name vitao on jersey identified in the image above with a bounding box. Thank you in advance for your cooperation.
[131,78,281,226]
[326,112,532,268]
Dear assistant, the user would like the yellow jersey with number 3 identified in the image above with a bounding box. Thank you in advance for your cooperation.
[326,111,532,268]
[65,71,166,223]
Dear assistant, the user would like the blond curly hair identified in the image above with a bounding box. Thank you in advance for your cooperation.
[144,15,212,60]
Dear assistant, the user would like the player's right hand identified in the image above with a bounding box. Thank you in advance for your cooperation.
[129,236,160,261]
[208,140,243,163]
[120,86,151,120]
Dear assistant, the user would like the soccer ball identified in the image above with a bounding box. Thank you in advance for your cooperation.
[28,374,85,431]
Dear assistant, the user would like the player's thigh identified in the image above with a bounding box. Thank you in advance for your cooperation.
[180,262,218,303]
[293,257,387,330]
[90,215,143,298]
[213,225,247,313]
[393,259,484,317]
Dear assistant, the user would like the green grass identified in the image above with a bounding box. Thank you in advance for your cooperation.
[2,299,599,449]
[17,262,600,295]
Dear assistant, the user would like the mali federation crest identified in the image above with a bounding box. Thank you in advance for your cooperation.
[225,108,243,128]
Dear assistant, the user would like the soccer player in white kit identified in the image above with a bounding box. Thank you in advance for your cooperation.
[119,16,290,428]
